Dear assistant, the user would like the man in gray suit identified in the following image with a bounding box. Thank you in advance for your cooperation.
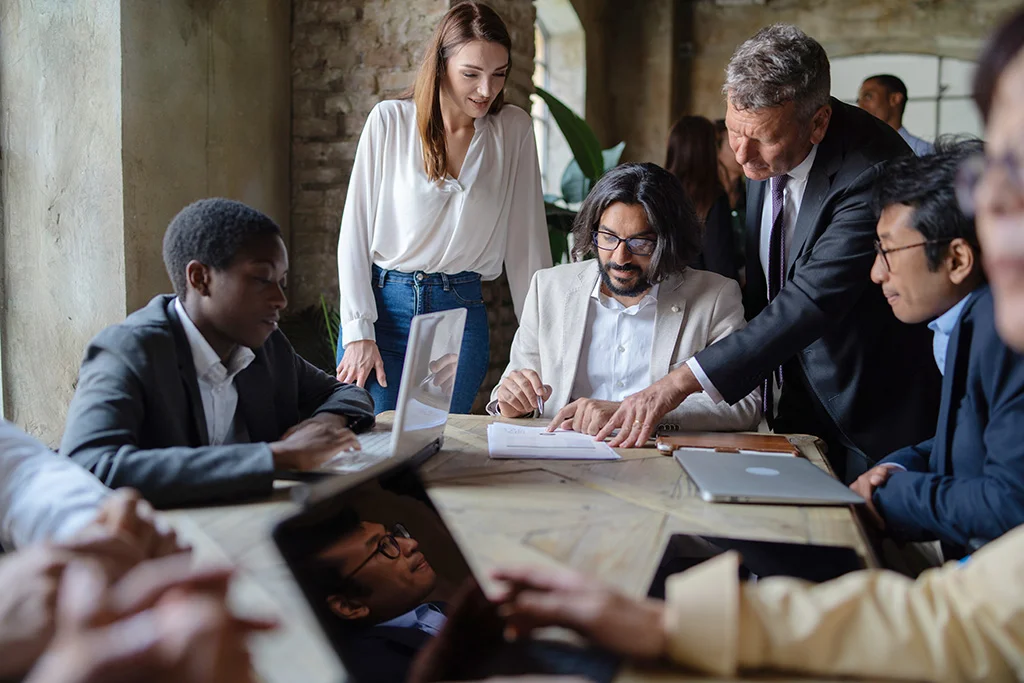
[597,25,941,482]
[60,199,374,507]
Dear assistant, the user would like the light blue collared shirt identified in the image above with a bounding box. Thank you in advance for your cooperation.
[899,127,935,157]
[376,602,447,637]
[928,293,975,375]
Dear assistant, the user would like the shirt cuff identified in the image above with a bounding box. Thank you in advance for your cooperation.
[341,318,376,347]
[485,399,501,416]
[685,357,724,404]
[884,463,907,472]
[663,551,741,676]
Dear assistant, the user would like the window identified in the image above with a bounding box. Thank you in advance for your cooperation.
[831,54,982,140]
[532,20,552,193]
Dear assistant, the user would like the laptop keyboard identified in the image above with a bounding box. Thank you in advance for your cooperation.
[318,430,393,474]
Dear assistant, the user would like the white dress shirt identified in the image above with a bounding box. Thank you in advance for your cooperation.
[0,420,109,550]
[173,299,255,446]
[688,146,818,403]
[336,99,552,346]
[572,281,659,402]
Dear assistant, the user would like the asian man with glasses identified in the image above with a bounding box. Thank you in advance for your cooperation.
[487,162,760,434]
[851,138,1024,565]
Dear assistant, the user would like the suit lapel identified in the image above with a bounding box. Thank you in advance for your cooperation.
[167,302,210,446]
[555,266,596,407]
[650,275,686,383]
[235,353,279,443]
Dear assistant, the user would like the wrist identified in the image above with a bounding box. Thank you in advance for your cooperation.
[668,365,700,399]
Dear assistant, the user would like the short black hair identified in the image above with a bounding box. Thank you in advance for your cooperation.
[571,162,702,281]
[874,137,985,272]
[162,198,281,298]
[865,74,909,115]
[973,5,1024,124]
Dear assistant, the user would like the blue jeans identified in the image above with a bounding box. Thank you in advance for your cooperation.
[337,265,490,414]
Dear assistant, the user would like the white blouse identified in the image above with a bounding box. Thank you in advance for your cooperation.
[336,99,552,346]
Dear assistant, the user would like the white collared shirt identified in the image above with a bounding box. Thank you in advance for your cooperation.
[173,298,256,446]
[571,281,659,402]
[337,99,551,346]
[690,145,818,404]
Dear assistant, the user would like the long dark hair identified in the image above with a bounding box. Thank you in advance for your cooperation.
[571,163,702,282]
[408,2,511,182]
[665,115,724,220]
[973,5,1024,123]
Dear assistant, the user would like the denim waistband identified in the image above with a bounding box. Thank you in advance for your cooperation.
[371,264,482,288]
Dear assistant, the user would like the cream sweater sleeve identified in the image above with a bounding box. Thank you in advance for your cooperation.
[663,526,1024,682]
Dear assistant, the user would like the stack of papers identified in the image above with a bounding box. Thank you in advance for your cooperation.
[486,423,620,460]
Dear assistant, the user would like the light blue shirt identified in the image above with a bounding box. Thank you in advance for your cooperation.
[928,293,974,375]
[899,127,935,157]
[377,602,447,637]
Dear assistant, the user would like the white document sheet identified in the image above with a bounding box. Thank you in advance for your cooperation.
[486,423,620,460]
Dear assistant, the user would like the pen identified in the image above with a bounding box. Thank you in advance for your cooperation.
[537,395,545,416]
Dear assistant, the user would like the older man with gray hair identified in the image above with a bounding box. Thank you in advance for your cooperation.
[598,24,941,482]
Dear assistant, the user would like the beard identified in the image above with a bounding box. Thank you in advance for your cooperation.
[598,260,652,297]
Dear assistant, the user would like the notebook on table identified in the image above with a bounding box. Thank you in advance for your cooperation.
[655,432,801,456]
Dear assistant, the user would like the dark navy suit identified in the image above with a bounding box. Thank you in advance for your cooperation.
[874,287,1024,558]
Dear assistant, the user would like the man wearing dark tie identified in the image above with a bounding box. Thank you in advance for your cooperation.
[597,24,941,482]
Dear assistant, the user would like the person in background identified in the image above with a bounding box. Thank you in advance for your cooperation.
[488,163,759,433]
[858,74,935,156]
[714,118,747,282]
[61,199,375,507]
[334,1,551,414]
[665,116,739,282]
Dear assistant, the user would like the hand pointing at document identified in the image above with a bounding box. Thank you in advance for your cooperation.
[594,365,703,447]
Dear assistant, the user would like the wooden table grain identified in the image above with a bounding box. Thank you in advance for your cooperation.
[165,413,875,683]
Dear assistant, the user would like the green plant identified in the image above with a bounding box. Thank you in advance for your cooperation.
[534,86,625,263]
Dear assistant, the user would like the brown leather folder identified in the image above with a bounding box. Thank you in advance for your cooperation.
[655,432,800,456]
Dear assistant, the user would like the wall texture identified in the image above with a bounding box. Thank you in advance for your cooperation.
[0,0,127,440]
[290,0,536,411]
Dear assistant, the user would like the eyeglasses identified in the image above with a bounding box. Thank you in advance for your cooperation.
[341,523,411,580]
[592,231,657,256]
[955,150,1024,217]
[873,237,951,273]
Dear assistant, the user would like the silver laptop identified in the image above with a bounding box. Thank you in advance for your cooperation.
[674,448,866,505]
[321,308,467,474]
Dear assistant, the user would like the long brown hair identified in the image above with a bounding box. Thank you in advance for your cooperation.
[409,2,511,182]
[664,115,724,219]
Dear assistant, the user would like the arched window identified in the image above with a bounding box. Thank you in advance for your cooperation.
[831,54,982,141]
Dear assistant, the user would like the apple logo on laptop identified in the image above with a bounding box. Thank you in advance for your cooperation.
[745,466,780,476]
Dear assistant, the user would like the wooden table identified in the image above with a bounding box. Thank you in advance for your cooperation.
[165,413,875,683]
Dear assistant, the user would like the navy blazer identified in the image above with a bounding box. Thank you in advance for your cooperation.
[875,287,1024,557]
[60,295,375,507]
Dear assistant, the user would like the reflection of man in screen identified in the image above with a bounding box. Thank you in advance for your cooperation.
[303,510,446,682]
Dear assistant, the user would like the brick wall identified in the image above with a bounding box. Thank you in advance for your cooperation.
[290,0,537,411]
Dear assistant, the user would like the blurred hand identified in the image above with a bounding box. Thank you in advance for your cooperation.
[427,354,460,394]
[24,555,274,683]
[850,464,903,529]
[336,340,386,388]
[595,368,700,448]
[271,413,361,471]
[492,565,665,661]
[547,399,619,436]
[82,489,187,559]
[495,370,552,418]
[0,534,154,678]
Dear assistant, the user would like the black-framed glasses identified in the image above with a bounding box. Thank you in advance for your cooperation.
[341,523,411,580]
[955,149,1024,217]
[873,237,951,272]
[592,231,657,256]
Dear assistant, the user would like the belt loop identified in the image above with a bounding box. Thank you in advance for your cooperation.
[376,267,387,288]
[440,272,451,291]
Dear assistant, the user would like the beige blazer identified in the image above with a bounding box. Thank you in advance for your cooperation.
[664,523,1024,682]
[489,261,761,431]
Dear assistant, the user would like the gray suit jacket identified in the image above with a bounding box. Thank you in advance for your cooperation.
[59,295,375,507]
[490,261,761,431]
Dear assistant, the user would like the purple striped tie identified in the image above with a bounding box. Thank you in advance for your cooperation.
[763,174,789,418]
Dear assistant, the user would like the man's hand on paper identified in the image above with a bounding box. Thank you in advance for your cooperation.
[547,399,620,437]
[496,370,552,418]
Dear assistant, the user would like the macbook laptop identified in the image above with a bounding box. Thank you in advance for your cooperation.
[273,460,619,683]
[674,448,866,505]
[322,308,467,474]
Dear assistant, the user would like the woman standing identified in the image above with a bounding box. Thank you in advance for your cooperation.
[665,115,739,282]
[334,2,551,414]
